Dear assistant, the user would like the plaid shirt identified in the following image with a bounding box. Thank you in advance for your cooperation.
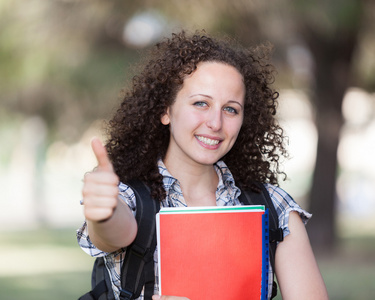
[77,160,311,299]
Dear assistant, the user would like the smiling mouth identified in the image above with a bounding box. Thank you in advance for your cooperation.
[196,135,220,146]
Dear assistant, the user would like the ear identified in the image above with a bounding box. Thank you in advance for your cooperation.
[161,108,170,125]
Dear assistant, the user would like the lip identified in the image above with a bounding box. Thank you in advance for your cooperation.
[195,135,223,149]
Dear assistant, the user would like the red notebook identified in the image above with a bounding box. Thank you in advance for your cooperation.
[156,206,269,300]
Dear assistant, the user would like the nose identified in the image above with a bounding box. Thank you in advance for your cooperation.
[206,109,222,131]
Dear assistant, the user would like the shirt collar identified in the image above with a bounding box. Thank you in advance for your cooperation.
[214,160,242,203]
[157,159,241,205]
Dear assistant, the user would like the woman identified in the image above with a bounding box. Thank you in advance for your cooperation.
[78,30,328,299]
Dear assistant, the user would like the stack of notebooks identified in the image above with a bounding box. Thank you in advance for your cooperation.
[156,205,270,300]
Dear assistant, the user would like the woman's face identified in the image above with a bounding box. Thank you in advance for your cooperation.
[161,61,245,167]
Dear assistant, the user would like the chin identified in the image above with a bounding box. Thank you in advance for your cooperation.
[194,157,221,166]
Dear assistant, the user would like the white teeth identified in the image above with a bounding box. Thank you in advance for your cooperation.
[196,136,220,146]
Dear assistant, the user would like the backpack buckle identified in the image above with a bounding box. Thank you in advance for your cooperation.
[130,243,147,258]
[119,288,133,300]
[270,228,284,243]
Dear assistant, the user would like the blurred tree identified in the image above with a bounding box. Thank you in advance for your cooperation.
[1,0,375,241]
[289,0,366,252]
[0,0,143,143]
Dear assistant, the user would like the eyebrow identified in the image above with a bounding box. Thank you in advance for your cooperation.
[228,100,244,109]
[190,94,244,108]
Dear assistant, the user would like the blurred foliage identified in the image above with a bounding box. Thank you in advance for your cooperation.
[0,0,142,142]
[1,0,374,144]
[292,0,363,33]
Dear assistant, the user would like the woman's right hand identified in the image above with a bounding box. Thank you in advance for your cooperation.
[81,137,137,252]
[82,137,120,222]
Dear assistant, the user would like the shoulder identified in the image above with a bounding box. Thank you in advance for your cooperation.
[264,183,312,237]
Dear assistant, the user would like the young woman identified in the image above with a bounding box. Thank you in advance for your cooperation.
[77,30,328,300]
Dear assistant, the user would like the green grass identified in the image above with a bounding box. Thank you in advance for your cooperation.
[1,228,375,299]
[273,235,375,300]
[0,228,93,300]
[0,272,91,300]
[316,236,375,300]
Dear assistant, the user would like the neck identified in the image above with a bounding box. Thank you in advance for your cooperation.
[163,157,218,206]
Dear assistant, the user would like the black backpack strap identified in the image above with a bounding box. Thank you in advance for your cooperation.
[119,180,160,300]
[79,278,108,300]
[79,239,123,300]
[82,256,114,300]
[238,181,283,299]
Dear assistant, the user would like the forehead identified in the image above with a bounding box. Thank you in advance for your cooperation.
[180,62,245,96]
[183,61,243,85]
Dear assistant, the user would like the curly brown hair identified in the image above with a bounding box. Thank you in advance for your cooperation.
[106,30,288,201]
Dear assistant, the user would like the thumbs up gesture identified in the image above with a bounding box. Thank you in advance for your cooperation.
[82,137,120,222]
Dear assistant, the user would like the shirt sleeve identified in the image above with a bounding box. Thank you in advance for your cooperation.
[265,184,312,238]
[76,182,137,257]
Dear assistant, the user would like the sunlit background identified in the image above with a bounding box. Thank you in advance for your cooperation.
[1,1,375,299]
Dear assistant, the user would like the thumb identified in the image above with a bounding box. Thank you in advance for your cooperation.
[91,137,113,172]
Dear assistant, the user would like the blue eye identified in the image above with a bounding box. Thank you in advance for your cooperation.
[224,106,238,114]
[194,101,208,107]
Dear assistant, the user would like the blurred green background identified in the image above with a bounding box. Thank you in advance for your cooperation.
[1,0,375,299]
